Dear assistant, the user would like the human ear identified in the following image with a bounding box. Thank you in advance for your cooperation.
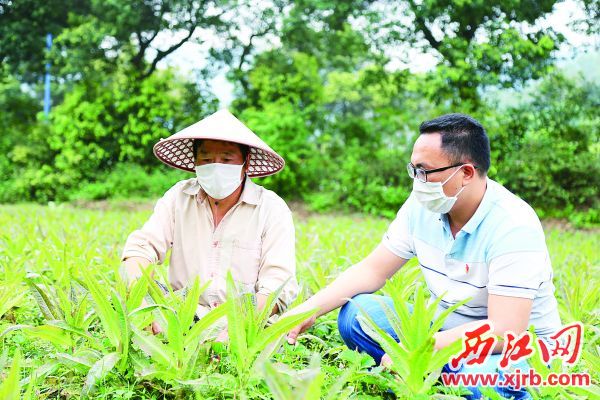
[462,164,477,183]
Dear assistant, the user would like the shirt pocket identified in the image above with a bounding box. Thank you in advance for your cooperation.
[220,239,261,287]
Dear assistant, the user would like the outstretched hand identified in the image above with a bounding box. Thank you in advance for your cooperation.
[285,307,318,345]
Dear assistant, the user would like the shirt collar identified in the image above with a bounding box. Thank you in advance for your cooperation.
[460,177,495,234]
[182,176,260,206]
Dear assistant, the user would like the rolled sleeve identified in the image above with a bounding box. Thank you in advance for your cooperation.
[256,206,298,313]
[121,184,177,264]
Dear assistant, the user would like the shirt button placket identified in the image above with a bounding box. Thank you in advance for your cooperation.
[210,238,219,278]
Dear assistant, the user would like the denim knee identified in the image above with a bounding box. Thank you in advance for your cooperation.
[338,294,369,344]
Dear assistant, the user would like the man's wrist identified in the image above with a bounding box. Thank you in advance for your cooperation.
[432,331,442,350]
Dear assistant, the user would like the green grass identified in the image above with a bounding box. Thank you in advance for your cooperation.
[0,203,598,399]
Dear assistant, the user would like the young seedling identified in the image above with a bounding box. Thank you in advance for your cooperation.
[129,270,228,384]
[263,352,355,400]
[220,272,317,396]
[356,278,466,398]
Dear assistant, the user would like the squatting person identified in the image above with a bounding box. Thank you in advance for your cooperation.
[121,109,298,339]
[285,113,561,399]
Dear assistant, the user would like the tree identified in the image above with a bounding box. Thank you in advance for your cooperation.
[52,0,238,80]
[576,0,600,36]
[0,0,89,82]
[486,72,599,215]
[375,0,564,105]
[0,0,242,83]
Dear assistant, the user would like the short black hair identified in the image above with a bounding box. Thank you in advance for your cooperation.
[192,139,250,160]
[419,113,490,176]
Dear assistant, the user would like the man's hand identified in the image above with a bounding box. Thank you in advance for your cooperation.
[149,320,163,335]
[215,326,229,343]
[381,353,393,368]
[140,298,164,335]
[285,304,318,345]
[285,245,408,345]
[286,315,316,345]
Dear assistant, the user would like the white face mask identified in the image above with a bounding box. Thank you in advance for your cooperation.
[412,166,465,214]
[195,163,245,200]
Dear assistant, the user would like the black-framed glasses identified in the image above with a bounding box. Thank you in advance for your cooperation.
[407,162,468,183]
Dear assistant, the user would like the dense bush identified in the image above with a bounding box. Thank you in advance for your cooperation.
[0,67,216,202]
[66,163,188,201]
[1,63,597,226]
[485,73,599,225]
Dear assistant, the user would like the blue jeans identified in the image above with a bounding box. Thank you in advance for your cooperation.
[338,294,532,400]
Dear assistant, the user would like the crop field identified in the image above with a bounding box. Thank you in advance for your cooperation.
[0,203,598,399]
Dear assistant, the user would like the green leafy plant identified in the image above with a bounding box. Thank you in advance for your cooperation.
[263,352,355,400]
[2,271,144,396]
[1,272,97,361]
[0,202,597,398]
[527,328,600,399]
[129,271,227,385]
[0,350,36,400]
[0,281,25,320]
[0,349,22,400]
[25,272,94,333]
[357,278,466,398]
[221,272,317,396]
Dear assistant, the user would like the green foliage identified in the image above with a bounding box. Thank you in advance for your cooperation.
[49,68,212,173]
[130,273,228,386]
[0,67,214,203]
[240,100,317,198]
[243,68,597,222]
[486,72,600,223]
[263,353,356,400]
[304,141,413,218]
[0,280,25,320]
[0,349,22,400]
[0,203,598,398]
[0,0,88,82]
[0,0,236,82]
[24,272,95,336]
[384,0,563,105]
[544,229,600,328]
[223,272,317,395]
[358,275,466,397]
[67,163,188,201]
[0,71,41,202]
[1,1,597,226]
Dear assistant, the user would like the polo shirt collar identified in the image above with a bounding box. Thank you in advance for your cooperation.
[460,177,495,234]
[182,176,260,205]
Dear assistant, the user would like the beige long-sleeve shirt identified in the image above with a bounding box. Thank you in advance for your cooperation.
[121,176,298,315]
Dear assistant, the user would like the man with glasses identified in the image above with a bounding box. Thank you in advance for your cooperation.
[285,113,560,399]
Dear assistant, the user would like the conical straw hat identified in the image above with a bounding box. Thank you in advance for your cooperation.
[153,109,285,177]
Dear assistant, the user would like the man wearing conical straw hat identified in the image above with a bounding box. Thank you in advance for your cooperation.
[121,109,298,337]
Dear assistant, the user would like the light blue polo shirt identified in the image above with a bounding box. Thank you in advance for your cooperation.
[382,178,561,336]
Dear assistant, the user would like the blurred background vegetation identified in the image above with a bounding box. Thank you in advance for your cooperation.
[0,0,598,225]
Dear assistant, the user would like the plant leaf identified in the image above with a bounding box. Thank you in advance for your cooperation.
[184,302,228,349]
[0,349,21,400]
[79,273,121,348]
[81,352,120,397]
[131,326,177,370]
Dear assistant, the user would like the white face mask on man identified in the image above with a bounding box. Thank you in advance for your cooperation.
[195,162,245,200]
[412,166,465,214]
